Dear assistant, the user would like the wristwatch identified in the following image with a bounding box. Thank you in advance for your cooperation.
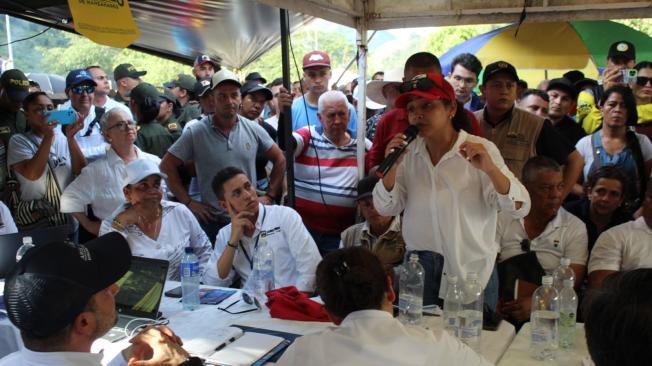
[179,356,203,366]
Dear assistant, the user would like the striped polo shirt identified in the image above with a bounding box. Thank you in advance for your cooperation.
[293,126,365,234]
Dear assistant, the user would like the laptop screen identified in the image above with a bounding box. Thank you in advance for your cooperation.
[114,256,169,319]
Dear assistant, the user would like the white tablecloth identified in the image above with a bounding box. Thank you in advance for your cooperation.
[1,280,516,365]
[498,322,592,366]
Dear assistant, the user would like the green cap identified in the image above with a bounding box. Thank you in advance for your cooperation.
[170,74,196,91]
[129,82,161,106]
[113,63,147,81]
[158,86,178,104]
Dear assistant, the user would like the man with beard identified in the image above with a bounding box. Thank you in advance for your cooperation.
[0,233,198,366]
[161,70,285,241]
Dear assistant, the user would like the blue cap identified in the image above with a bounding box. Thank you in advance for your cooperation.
[66,69,97,88]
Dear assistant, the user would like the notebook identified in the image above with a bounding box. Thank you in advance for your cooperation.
[102,256,169,341]
[185,326,287,366]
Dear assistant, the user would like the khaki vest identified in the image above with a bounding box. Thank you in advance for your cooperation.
[475,107,544,180]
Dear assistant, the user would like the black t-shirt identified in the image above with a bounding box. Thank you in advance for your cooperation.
[255,119,277,182]
[535,119,576,165]
[553,116,586,147]
[564,197,632,252]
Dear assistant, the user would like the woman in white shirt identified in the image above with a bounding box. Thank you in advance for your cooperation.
[575,85,652,209]
[373,73,529,309]
[7,92,86,230]
[100,159,212,280]
[60,108,163,236]
[276,246,492,366]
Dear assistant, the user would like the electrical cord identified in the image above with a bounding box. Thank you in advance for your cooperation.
[286,16,335,215]
[0,25,53,47]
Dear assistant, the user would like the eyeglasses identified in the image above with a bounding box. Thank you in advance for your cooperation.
[107,120,136,131]
[635,76,652,86]
[217,292,261,314]
[71,85,95,95]
[399,74,451,99]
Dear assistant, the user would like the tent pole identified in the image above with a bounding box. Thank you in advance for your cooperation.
[355,4,368,179]
[279,8,295,208]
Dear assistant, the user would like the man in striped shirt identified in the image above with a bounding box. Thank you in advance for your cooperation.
[290,90,370,256]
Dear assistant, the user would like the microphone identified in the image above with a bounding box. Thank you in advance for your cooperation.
[375,125,419,178]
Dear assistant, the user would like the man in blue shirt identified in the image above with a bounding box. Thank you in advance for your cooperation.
[291,50,358,137]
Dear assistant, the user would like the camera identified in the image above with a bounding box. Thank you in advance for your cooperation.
[621,69,638,84]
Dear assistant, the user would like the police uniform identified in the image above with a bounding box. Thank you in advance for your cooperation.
[177,101,201,126]
[135,121,175,159]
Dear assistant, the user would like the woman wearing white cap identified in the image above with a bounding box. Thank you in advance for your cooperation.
[99,158,212,280]
[60,108,164,237]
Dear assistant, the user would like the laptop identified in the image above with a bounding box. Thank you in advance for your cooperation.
[103,256,169,342]
[0,226,70,278]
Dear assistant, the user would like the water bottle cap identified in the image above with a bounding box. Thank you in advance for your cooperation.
[447,275,458,284]
[466,272,478,281]
[22,236,32,244]
[542,275,553,285]
[560,257,571,266]
[409,253,419,262]
[184,247,194,254]
[563,279,574,287]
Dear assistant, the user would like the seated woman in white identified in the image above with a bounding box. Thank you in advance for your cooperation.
[60,108,163,236]
[0,201,17,234]
[276,247,492,366]
[99,159,212,280]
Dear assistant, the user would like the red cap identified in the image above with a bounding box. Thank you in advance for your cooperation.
[395,73,455,109]
[302,50,331,69]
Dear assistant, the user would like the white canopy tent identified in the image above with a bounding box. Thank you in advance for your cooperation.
[260,0,652,178]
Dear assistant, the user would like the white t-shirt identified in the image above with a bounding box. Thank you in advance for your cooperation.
[276,310,492,366]
[0,201,17,234]
[588,217,652,274]
[0,347,125,366]
[497,207,589,272]
[575,132,652,179]
[99,201,213,281]
[7,133,73,201]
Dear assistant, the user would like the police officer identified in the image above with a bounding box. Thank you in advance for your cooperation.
[130,83,174,158]
[166,74,201,126]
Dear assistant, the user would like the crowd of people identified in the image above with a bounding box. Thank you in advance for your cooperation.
[1,39,651,366]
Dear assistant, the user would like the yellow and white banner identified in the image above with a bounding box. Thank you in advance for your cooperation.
[68,0,140,48]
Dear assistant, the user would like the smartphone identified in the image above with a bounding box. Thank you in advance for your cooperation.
[44,109,76,125]
[164,286,183,298]
[622,69,638,84]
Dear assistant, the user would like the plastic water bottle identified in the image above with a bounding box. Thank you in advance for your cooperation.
[530,275,560,361]
[559,279,578,349]
[552,257,575,291]
[398,253,424,326]
[443,275,463,337]
[460,272,483,351]
[15,236,35,262]
[252,232,274,303]
[180,247,200,311]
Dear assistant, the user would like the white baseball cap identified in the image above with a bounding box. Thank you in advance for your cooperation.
[211,69,241,90]
[124,159,167,187]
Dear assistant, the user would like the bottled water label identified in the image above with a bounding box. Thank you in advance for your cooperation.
[531,310,559,360]
[459,309,482,348]
[181,262,199,278]
[559,311,576,349]
[398,293,422,325]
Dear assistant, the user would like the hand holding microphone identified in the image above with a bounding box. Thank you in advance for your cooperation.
[376,125,419,179]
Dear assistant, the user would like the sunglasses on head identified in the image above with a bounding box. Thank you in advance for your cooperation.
[635,76,652,86]
[71,85,95,95]
[399,74,451,99]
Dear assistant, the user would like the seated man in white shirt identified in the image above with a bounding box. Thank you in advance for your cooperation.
[276,247,492,366]
[203,167,321,292]
[340,175,405,270]
[588,177,652,289]
[496,156,588,323]
[0,233,197,366]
